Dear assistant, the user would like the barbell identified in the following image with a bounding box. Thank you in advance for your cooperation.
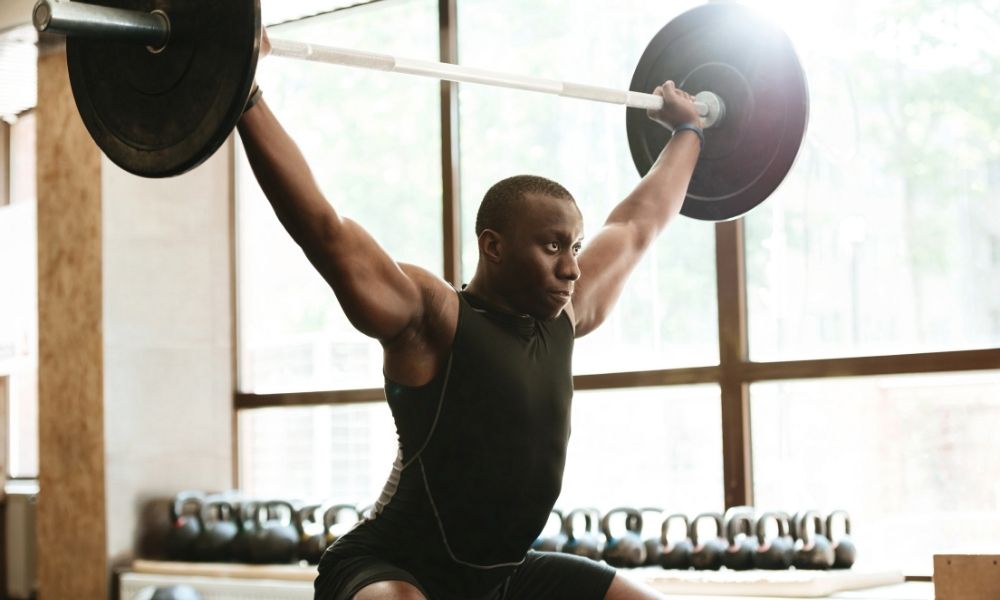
[32,0,809,221]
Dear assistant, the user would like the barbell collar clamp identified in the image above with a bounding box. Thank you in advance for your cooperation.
[33,0,170,51]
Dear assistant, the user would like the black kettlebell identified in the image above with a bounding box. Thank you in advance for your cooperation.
[561,508,603,561]
[639,507,664,566]
[752,511,794,570]
[247,499,299,564]
[133,585,204,600]
[721,507,757,571]
[826,509,856,569]
[323,503,362,549]
[601,507,647,568]
[191,496,239,562]
[689,512,726,570]
[532,508,568,552]
[230,499,262,563]
[165,491,204,561]
[657,513,693,570]
[793,510,835,569]
[293,503,326,565]
[151,587,203,600]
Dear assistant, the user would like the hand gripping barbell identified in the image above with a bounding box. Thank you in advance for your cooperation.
[33,0,808,221]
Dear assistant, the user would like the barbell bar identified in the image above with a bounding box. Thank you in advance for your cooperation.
[33,0,721,120]
[32,0,808,221]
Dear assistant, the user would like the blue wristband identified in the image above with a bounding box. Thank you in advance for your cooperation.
[672,122,704,148]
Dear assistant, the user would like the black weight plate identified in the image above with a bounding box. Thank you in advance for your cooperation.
[627,3,809,221]
[67,0,259,178]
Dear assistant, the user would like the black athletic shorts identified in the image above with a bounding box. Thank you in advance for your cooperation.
[313,550,617,600]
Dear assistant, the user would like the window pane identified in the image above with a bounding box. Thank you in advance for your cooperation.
[560,386,723,516]
[239,403,397,504]
[10,111,35,205]
[751,372,1000,575]
[457,0,718,374]
[743,0,1000,359]
[0,111,38,478]
[239,386,724,521]
[7,373,37,478]
[236,0,441,393]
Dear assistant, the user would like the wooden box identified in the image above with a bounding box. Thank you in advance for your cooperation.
[934,554,1000,599]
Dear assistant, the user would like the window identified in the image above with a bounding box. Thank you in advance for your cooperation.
[236,0,442,394]
[0,110,38,479]
[560,386,723,513]
[744,0,1000,359]
[239,403,397,503]
[752,372,1000,574]
[1,122,8,207]
[234,0,1000,576]
[457,0,716,374]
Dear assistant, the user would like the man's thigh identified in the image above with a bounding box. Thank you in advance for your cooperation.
[501,551,616,600]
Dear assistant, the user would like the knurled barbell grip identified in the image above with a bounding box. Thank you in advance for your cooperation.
[33,0,170,50]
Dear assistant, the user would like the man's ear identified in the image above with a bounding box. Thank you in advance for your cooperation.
[478,229,504,264]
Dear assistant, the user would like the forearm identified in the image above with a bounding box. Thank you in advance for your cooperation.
[606,130,700,247]
[237,99,341,247]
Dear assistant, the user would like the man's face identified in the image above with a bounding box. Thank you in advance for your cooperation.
[497,193,584,320]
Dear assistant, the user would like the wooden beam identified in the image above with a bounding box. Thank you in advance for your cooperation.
[739,348,1000,382]
[236,387,385,409]
[716,219,752,508]
[36,48,107,599]
[439,0,462,286]
[573,367,720,390]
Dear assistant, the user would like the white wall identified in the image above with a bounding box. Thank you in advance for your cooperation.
[0,0,34,32]
[101,139,236,564]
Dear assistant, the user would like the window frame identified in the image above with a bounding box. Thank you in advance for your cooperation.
[232,0,1000,513]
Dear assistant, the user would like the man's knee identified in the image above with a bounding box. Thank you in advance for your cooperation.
[353,580,427,600]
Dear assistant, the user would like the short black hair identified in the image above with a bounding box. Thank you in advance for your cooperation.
[475,175,575,236]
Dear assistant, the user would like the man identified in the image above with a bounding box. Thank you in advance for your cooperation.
[238,30,702,600]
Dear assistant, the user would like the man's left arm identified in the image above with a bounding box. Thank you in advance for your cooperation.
[572,81,702,337]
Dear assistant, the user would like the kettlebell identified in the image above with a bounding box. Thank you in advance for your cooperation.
[793,510,835,569]
[601,507,647,568]
[247,499,299,564]
[230,499,262,563]
[191,496,239,562]
[689,512,726,570]
[826,509,856,569]
[561,508,603,561]
[639,507,664,566]
[657,513,693,570]
[294,503,327,565]
[324,503,363,548]
[721,507,757,571]
[166,491,204,561]
[532,508,568,552]
[752,511,794,570]
[133,585,204,600]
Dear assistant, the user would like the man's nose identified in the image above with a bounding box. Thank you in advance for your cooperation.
[558,254,581,281]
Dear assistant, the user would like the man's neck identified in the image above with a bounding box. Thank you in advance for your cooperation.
[464,275,520,316]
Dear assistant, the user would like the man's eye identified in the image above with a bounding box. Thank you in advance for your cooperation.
[547,242,560,252]
[572,244,583,255]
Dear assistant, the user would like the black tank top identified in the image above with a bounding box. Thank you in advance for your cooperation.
[324,289,575,599]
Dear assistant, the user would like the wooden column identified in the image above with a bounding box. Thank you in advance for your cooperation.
[715,219,753,508]
[35,48,108,598]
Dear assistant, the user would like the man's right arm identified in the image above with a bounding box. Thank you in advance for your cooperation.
[236,98,427,344]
